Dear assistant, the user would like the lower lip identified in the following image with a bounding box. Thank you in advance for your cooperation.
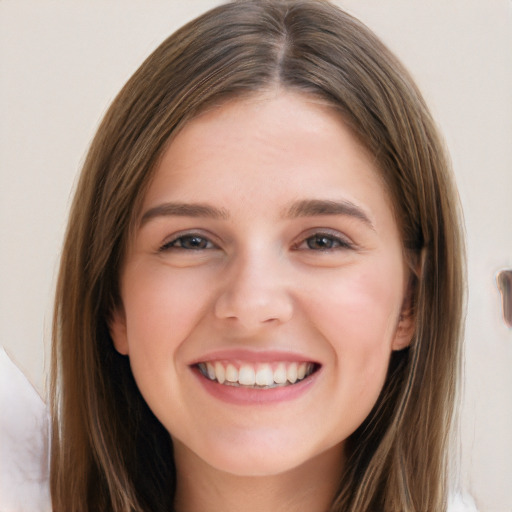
[192,366,320,405]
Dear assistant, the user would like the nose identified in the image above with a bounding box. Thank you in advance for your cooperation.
[214,252,294,331]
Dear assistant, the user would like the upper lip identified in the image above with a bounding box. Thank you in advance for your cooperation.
[189,348,320,366]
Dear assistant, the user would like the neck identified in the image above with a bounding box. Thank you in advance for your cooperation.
[173,442,344,512]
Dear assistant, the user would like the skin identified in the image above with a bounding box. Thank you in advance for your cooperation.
[110,91,414,512]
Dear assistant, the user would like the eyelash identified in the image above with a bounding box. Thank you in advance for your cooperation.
[159,231,354,253]
[294,232,354,252]
[159,233,216,252]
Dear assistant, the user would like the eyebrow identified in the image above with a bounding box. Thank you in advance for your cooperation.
[140,198,374,229]
[140,202,229,225]
[284,199,374,229]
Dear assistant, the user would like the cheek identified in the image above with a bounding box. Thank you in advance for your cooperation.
[121,264,215,361]
[305,264,403,393]
[119,264,218,429]
[309,265,402,342]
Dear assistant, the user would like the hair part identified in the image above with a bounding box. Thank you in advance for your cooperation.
[51,1,465,511]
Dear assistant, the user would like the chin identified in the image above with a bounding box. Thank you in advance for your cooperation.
[190,431,332,478]
[207,452,308,477]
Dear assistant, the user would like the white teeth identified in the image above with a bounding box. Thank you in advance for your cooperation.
[238,365,256,385]
[198,361,316,388]
[255,364,274,386]
[273,363,287,384]
[206,362,216,380]
[214,362,225,384]
[225,364,238,383]
[287,363,298,384]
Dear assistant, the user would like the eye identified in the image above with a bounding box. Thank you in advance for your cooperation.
[160,233,215,251]
[296,232,354,251]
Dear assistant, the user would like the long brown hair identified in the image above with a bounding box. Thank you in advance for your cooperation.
[51,1,465,510]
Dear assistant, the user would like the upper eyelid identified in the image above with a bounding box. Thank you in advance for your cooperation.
[159,231,218,251]
[296,228,354,245]
[297,236,354,250]
[156,227,354,250]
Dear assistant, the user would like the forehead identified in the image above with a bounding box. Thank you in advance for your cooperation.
[143,91,390,214]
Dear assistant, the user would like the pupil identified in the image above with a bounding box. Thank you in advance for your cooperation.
[308,236,333,249]
[185,236,206,249]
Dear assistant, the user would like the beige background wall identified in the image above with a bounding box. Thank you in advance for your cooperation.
[1,1,511,510]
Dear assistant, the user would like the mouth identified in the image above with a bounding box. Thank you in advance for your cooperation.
[195,361,319,389]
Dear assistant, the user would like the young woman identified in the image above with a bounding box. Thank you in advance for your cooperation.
[50,1,466,511]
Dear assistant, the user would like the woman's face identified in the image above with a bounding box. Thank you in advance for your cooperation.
[110,91,414,477]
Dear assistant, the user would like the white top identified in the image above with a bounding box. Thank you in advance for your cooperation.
[0,347,51,512]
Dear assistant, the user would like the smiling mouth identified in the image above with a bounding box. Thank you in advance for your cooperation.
[196,361,318,389]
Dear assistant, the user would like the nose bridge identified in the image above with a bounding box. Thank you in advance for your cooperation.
[214,245,293,328]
